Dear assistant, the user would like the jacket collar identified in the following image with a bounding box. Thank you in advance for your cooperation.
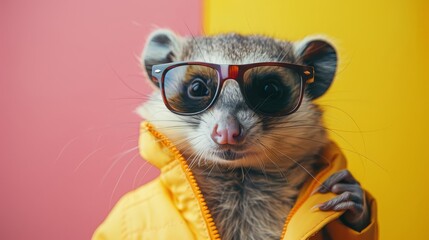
[138,121,176,169]
[139,121,347,240]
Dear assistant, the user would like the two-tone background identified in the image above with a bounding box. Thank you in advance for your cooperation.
[1,0,427,239]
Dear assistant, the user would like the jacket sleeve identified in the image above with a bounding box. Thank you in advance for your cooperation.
[325,191,379,240]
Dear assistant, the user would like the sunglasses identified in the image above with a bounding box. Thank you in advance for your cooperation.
[151,62,314,117]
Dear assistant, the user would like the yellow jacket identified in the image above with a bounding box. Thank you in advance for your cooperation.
[93,122,378,240]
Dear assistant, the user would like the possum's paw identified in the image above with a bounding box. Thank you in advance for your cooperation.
[312,169,370,232]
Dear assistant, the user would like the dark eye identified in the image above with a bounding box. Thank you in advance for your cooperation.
[260,82,283,99]
[187,78,210,99]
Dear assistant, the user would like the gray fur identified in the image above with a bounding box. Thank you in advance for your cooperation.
[193,158,321,240]
[137,29,337,240]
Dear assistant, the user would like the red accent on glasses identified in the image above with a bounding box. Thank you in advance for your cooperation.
[229,65,239,79]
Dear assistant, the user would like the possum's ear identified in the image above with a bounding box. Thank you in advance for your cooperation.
[141,29,183,87]
[294,37,337,99]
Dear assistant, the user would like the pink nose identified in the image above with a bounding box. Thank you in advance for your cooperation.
[211,118,242,145]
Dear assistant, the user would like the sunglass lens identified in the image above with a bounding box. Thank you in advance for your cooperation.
[243,66,303,116]
[163,65,219,114]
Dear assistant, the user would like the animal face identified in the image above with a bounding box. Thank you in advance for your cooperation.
[137,30,337,169]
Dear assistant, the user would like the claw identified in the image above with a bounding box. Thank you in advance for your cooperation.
[311,204,323,212]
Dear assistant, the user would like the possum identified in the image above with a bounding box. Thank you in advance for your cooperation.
[136,30,371,240]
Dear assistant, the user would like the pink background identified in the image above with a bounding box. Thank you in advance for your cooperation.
[0,0,201,239]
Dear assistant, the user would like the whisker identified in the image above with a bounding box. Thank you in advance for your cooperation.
[270,146,322,186]
[109,96,151,101]
[137,163,157,185]
[109,153,140,207]
[55,135,80,164]
[132,162,147,189]
[101,146,139,184]
[256,139,287,181]
[262,133,387,173]
[319,104,367,152]
[184,22,207,62]
[109,64,146,96]
[205,156,218,177]
[132,160,155,189]
[74,146,106,172]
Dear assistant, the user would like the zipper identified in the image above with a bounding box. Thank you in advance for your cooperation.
[145,123,221,240]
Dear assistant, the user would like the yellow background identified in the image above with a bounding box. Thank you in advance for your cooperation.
[204,0,428,239]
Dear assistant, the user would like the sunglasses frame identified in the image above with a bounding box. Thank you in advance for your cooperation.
[151,61,315,116]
